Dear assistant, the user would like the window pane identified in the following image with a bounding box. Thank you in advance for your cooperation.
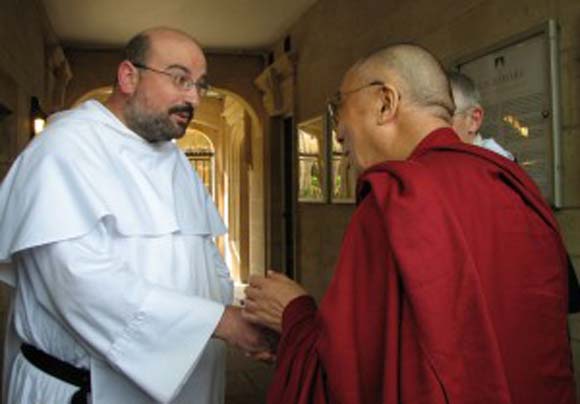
[297,117,326,202]
[330,128,356,203]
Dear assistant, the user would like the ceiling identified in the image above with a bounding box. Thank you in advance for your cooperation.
[41,0,317,50]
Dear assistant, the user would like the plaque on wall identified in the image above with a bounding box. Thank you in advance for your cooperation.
[455,20,562,207]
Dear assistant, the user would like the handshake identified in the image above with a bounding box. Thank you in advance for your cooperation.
[213,271,308,362]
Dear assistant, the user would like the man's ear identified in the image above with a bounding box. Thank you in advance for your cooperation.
[377,85,400,125]
[116,61,140,95]
[469,105,484,133]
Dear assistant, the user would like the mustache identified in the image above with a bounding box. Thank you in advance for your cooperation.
[169,104,194,117]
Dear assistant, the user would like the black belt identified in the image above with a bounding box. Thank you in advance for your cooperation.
[21,343,91,404]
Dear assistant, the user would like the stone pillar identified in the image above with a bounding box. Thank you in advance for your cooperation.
[46,45,72,114]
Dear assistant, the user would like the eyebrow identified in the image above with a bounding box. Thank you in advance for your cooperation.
[165,64,191,74]
[165,65,207,81]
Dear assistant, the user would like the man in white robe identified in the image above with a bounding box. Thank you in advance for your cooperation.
[448,71,515,160]
[0,27,269,403]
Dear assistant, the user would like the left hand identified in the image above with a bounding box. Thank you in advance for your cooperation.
[213,306,273,354]
[242,271,308,333]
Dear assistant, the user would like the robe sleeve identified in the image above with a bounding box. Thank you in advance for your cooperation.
[266,295,329,404]
[568,256,580,313]
[18,219,225,403]
[207,238,234,305]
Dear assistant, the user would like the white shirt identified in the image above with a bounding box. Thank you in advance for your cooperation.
[473,134,514,161]
[0,100,233,403]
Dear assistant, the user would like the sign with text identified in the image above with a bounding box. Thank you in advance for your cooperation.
[457,21,561,207]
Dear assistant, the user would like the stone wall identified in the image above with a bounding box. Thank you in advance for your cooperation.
[0,0,58,178]
[0,0,62,397]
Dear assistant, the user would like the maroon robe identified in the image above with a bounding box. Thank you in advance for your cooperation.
[268,128,576,404]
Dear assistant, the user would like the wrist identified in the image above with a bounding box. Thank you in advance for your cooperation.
[213,305,232,342]
[281,295,317,333]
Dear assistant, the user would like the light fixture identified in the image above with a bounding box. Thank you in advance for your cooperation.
[30,96,47,137]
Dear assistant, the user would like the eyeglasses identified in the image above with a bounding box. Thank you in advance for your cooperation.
[327,81,384,126]
[131,62,210,96]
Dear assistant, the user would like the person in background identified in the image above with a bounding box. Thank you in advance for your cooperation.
[449,70,514,160]
[450,70,580,313]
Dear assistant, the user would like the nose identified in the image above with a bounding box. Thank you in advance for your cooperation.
[183,87,201,106]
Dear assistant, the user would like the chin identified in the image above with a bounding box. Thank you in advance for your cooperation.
[171,122,189,139]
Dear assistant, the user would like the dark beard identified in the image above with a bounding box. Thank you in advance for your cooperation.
[124,99,194,143]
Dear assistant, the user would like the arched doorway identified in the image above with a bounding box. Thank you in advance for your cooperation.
[179,129,216,196]
[72,87,265,284]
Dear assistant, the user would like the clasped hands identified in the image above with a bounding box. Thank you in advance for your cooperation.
[214,271,307,362]
[242,270,307,333]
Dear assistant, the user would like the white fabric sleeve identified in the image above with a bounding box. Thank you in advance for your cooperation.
[207,239,234,305]
[22,220,225,403]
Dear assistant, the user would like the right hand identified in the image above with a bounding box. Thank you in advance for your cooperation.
[213,305,274,355]
[242,271,308,332]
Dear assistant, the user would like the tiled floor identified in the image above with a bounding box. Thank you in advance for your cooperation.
[225,346,274,404]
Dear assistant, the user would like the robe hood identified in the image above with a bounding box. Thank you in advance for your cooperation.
[0,100,226,264]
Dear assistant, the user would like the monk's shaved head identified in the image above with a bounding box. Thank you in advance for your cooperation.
[353,44,454,121]
[335,43,456,168]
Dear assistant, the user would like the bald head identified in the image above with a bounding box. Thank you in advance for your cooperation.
[335,44,456,168]
[124,27,202,67]
[354,44,454,121]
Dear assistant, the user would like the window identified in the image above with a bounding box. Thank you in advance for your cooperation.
[330,127,356,202]
[298,116,325,202]
[180,129,215,197]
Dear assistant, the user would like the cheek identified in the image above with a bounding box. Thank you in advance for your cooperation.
[133,87,158,112]
[141,86,175,111]
[340,124,358,148]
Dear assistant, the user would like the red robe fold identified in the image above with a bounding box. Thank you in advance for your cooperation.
[269,128,576,404]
